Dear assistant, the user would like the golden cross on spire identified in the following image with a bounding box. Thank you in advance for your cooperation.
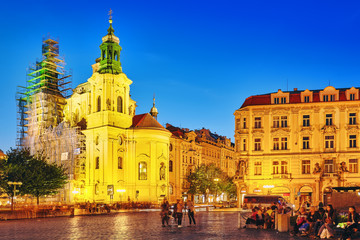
[109,9,113,20]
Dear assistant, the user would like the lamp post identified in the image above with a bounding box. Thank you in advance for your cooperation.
[213,178,220,203]
[7,181,22,211]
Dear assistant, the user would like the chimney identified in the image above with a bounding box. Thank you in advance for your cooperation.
[294,88,298,91]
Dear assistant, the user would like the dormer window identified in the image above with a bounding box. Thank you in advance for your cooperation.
[271,89,289,104]
[323,94,335,102]
[320,86,339,102]
[304,96,309,103]
[346,87,359,101]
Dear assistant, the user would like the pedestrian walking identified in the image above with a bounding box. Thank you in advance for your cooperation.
[176,199,184,228]
[160,199,170,227]
[187,199,196,226]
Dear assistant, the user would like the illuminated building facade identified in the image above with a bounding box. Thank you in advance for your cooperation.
[20,16,171,203]
[166,124,235,202]
[234,86,360,207]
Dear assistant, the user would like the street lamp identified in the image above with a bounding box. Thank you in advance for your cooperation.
[7,181,22,211]
[213,178,220,203]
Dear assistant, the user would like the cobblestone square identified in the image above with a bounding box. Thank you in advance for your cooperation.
[0,211,305,240]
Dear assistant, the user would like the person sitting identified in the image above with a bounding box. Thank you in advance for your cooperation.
[317,205,336,239]
[264,207,274,229]
[245,208,257,227]
[307,206,321,236]
[339,206,360,240]
[255,207,265,228]
[293,207,308,235]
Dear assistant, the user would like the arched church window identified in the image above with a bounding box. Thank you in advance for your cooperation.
[102,50,106,60]
[117,96,123,113]
[95,157,99,169]
[118,157,123,169]
[139,162,147,180]
[169,160,173,172]
[109,50,112,60]
[97,96,101,112]
[114,51,118,61]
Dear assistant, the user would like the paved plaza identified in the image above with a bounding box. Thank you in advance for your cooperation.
[0,211,307,240]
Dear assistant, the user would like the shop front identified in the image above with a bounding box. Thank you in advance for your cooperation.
[270,186,291,202]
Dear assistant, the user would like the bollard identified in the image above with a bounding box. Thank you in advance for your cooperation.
[238,211,242,229]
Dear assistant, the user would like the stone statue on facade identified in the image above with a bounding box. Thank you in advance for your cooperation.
[160,162,166,180]
[339,161,349,173]
[313,162,322,174]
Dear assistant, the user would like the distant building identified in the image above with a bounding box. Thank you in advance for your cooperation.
[166,124,235,203]
[234,86,360,207]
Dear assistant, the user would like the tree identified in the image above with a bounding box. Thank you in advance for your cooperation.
[187,164,236,202]
[0,148,68,205]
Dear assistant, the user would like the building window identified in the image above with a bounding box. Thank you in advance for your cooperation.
[303,137,310,149]
[274,97,280,104]
[169,160,173,172]
[325,136,334,149]
[118,157,123,169]
[95,157,99,169]
[323,95,335,102]
[326,114,333,126]
[304,96,310,103]
[281,116,288,128]
[236,118,240,130]
[281,137,288,150]
[324,160,334,173]
[349,159,358,173]
[349,113,356,125]
[190,157,192,164]
[281,161,288,174]
[281,97,286,104]
[138,162,147,180]
[302,160,310,174]
[350,135,357,148]
[254,117,261,128]
[254,162,262,175]
[117,96,123,113]
[97,96,101,112]
[273,138,279,150]
[243,139,246,151]
[243,118,247,129]
[273,161,279,174]
[254,138,261,151]
[303,115,310,127]
[350,93,355,100]
[273,116,280,128]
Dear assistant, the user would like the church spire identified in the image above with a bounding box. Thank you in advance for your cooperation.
[150,94,158,120]
[98,10,122,74]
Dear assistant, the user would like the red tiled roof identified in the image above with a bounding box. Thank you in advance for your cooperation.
[132,113,165,129]
[0,150,6,159]
[239,88,358,109]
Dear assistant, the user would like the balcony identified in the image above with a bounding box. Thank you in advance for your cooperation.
[272,173,291,179]
[322,173,338,178]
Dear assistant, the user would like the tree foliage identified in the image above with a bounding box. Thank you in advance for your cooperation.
[187,164,237,200]
[0,148,68,204]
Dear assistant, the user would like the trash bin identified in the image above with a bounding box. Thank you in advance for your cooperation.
[277,214,289,232]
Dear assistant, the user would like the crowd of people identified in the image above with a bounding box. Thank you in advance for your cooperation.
[244,202,360,240]
[160,199,197,228]
[244,201,291,229]
[292,204,360,239]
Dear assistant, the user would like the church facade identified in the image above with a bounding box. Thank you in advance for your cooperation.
[22,17,171,204]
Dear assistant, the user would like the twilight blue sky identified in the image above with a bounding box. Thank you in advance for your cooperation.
[1,0,360,152]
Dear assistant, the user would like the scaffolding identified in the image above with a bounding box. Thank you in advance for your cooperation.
[16,37,85,203]
[16,37,72,147]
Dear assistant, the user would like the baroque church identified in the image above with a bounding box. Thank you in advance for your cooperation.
[21,15,171,203]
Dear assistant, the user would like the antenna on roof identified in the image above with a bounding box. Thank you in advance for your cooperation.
[286,79,288,91]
